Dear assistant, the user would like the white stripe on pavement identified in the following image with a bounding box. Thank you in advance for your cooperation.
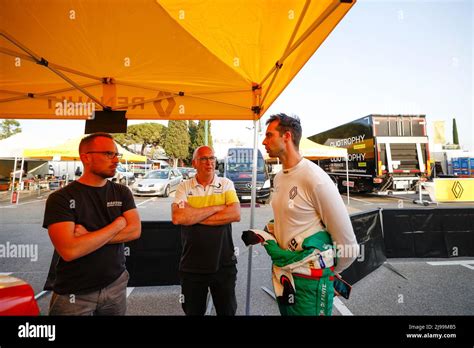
[333,296,353,316]
[35,290,49,300]
[126,287,135,298]
[136,197,155,207]
[0,198,47,208]
[427,260,474,266]
[341,195,373,205]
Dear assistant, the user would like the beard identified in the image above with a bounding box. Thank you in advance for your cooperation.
[266,148,281,158]
[91,168,116,179]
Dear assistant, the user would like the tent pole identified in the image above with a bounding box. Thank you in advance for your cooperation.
[246,119,258,315]
[346,156,349,205]
[125,159,129,186]
[17,156,25,204]
[10,156,17,202]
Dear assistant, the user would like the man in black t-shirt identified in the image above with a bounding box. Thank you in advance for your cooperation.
[171,146,241,315]
[43,133,141,315]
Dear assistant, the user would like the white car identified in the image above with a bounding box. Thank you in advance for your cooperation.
[111,164,135,185]
[131,169,183,197]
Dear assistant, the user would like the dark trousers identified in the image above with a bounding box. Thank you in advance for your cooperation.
[179,265,237,316]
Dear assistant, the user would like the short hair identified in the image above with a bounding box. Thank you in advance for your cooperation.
[192,145,214,160]
[266,113,302,148]
[79,132,114,154]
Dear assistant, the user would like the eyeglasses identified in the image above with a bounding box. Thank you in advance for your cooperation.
[197,156,217,163]
[86,151,123,159]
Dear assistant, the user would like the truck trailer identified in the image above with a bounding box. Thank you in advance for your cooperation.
[309,114,430,194]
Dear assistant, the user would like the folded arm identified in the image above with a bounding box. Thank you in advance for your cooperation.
[171,202,224,226]
[200,202,241,226]
[107,208,141,244]
[48,216,126,262]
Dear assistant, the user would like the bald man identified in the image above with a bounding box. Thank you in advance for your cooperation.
[172,146,241,315]
[43,132,141,315]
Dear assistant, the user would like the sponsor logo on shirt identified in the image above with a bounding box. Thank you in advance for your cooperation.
[289,186,297,200]
[107,201,122,207]
[289,238,298,251]
[212,182,223,194]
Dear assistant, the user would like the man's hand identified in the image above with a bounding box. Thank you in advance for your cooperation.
[74,224,89,237]
[107,210,141,244]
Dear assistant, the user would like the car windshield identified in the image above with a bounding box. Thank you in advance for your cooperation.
[144,171,169,179]
[227,158,264,172]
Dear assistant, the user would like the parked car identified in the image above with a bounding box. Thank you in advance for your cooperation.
[111,164,135,185]
[131,169,183,197]
[0,275,40,315]
[178,167,196,179]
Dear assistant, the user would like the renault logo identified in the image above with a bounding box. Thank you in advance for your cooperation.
[451,181,464,199]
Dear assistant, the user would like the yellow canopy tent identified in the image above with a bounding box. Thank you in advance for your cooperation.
[23,137,147,163]
[1,0,356,314]
[299,137,350,203]
[0,0,355,121]
[299,137,347,160]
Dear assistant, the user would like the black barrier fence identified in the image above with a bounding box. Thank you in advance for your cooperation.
[125,221,182,286]
[340,209,386,285]
[44,208,474,290]
[382,208,474,258]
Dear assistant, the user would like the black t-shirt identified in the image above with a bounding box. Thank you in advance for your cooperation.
[180,223,236,273]
[42,180,136,294]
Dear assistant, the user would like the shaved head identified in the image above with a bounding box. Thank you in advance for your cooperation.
[193,145,214,160]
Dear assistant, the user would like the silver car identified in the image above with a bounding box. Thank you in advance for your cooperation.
[131,169,183,197]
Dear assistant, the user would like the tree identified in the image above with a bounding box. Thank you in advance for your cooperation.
[163,120,190,168]
[114,123,166,155]
[187,120,213,164]
[0,120,21,140]
[187,121,198,164]
[452,118,459,145]
[197,120,213,148]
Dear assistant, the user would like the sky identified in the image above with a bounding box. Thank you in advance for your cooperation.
[15,0,473,152]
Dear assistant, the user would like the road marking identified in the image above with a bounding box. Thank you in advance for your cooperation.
[382,195,414,202]
[261,286,276,300]
[126,287,135,297]
[136,197,155,207]
[427,260,474,270]
[35,290,49,300]
[333,296,354,316]
[205,293,213,315]
[0,198,47,208]
[341,195,373,205]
